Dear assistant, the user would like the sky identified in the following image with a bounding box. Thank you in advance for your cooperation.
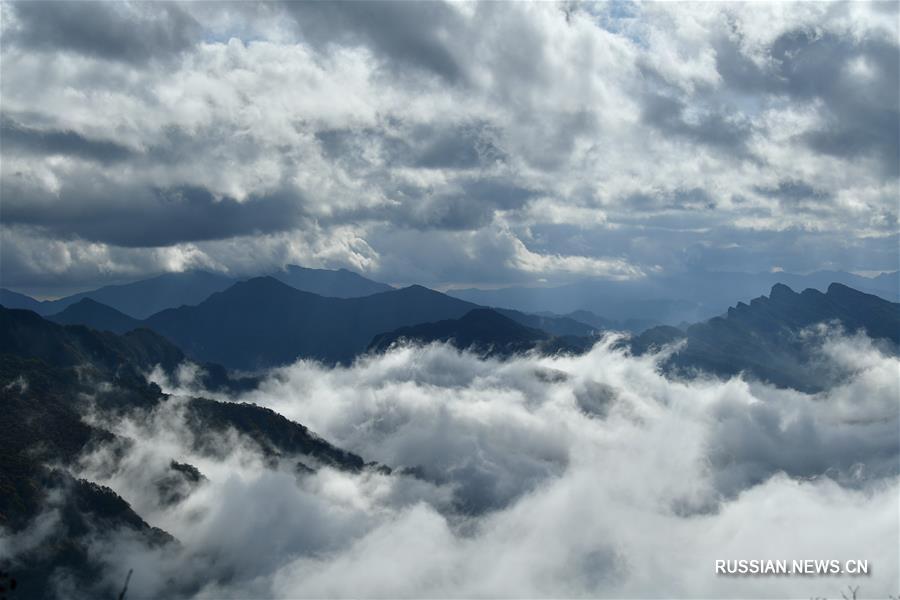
[0,1,898,296]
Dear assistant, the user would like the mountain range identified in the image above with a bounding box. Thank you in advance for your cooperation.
[4,265,899,380]
[628,282,900,392]
[2,278,898,596]
[448,269,900,325]
[41,277,599,370]
[0,265,395,319]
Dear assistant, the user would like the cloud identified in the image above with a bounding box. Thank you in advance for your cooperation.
[3,1,200,64]
[640,92,752,154]
[16,331,893,598]
[0,1,897,293]
[1,177,309,248]
[281,1,470,83]
[0,114,135,164]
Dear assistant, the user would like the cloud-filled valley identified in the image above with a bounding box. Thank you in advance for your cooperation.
[4,327,895,599]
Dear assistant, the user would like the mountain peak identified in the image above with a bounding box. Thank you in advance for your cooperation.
[49,297,142,334]
[769,283,797,301]
[272,265,393,298]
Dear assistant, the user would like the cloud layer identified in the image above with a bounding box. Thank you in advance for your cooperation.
[1,1,898,295]
[7,331,894,598]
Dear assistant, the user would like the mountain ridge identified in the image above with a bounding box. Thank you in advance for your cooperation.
[629,282,900,391]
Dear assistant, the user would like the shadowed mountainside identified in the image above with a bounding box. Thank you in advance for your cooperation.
[629,283,900,391]
[448,269,900,325]
[36,279,599,370]
[369,308,594,357]
[269,265,394,298]
[0,265,397,319]
[143,277,481,369]
[0,307,372,598]
[48,298,142,334]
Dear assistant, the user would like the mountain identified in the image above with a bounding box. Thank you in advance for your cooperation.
[0,270,236,318]
[0,307,371,597]
[0,305,255,395]
[369,308,549,355]
[39,279,601,369]
[56,270,237,319]
[368,308,595,358]
[547,309,661,334]
[1,306,184,379]
[48,298,142,334]
[448,270,900,325]
[493,308,599,336]
[0,307,366,475]
[0,287,44,312]
[629,282,900,392]
[0,265,395,320]
[449,282,705,325]
[143,277,481,369]
[270,264,394,298]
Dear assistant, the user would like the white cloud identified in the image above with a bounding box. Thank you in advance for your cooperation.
[0,1,897,291]
[57,333,898,598]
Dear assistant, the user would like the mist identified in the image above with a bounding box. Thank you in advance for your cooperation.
[5,331,898,599]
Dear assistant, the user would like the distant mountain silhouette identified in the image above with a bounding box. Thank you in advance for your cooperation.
[448,269,900,325]
[49,298,142,334]
[0,287,44,312]
[492,308,598,336]
[629,282,900,391]
[550,309,661,333]
[56,270,237,319]
[0,270,235,318]
[270,264,394,297]
[0,265,396,319]
[369,308,595,358]
[370,308,548,355]
[143,277,481,369]
[33,277,605,369]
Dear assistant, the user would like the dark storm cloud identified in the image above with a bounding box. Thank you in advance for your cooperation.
[625,187,717,212]
[5,1,200,64]
[413,124,499,170]
[0,114,134,164]
[754,180,828,202]
[0,2,895,294]
[520,218,900,278]
[716,29,900,173]
[282,1,467,83]
[370,178,537,231]
[641,92,752,154]
[1,177,306,247]
[754,180,833,214]
[317,122,504,171]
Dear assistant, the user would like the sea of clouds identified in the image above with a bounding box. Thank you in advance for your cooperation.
[10,330,900,598]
